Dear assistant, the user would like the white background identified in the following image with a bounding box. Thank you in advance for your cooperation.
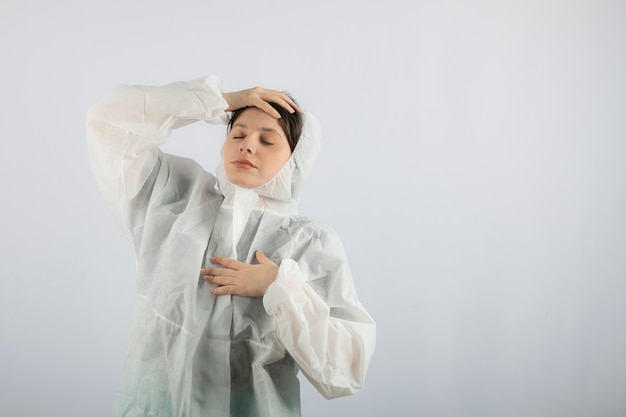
[1,1,625,416]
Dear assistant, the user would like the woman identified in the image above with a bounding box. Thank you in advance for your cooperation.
[87,75,376,417]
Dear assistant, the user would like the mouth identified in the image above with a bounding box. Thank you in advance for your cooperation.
[231,159,256,168]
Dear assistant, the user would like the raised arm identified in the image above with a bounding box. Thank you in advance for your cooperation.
[86,76,229,207]
[87,77,301,206]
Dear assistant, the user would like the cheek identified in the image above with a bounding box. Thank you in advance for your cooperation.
[222,140,235,157]
[266,150,291,173]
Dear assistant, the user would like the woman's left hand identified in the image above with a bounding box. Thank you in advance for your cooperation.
[201,250,279,297]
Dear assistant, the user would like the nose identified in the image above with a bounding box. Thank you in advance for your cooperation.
[239,135,257,154]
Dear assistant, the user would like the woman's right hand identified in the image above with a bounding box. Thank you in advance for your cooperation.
[222,87,301,118]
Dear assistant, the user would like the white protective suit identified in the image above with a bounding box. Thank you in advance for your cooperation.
[87,76,376,417]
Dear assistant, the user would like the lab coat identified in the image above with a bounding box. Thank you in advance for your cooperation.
[87,76,376,417]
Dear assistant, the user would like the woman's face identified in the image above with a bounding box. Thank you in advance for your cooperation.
[223,107,292,188]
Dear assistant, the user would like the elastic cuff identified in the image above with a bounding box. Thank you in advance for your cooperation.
[263,259,303,315]
[200,75,230,124]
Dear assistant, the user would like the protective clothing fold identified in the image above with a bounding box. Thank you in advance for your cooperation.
[87,75,375,417]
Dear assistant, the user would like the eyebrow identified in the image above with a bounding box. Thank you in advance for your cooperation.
[233,123,284,138]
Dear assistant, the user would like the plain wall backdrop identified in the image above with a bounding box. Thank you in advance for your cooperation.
[1,1,625,416]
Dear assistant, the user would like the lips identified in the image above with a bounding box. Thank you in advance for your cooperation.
[231,159,256,168]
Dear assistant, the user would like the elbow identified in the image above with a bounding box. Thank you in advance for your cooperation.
[318,380,363,400]
[86,100,108,126]
[313,326,376,400]
[86,84,131,125]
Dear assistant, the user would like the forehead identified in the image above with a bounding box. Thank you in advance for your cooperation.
[232,108,285,135]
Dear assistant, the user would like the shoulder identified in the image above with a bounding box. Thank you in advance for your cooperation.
[281,216,348,265]
[285,215,342,242]
[163,153,215,181]
[154,153,221,204]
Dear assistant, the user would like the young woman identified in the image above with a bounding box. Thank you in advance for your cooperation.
[87,75,375,417]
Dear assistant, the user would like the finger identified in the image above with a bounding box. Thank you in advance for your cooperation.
[265,95,298,115]
[254,91,299,116]
[210,256,243,270]
[204,275,234,286]
[250,97,282,119]
[280,94,302,113]
[255,250,276,266]
[210,285,236,295]
[201,267,237,277]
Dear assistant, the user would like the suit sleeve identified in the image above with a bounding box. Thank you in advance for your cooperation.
[263,229,376,399]
[86,76,229,247]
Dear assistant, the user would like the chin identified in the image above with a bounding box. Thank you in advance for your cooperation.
[227,175,259,188]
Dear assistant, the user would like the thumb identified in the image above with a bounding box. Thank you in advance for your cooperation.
[255,250,274,265]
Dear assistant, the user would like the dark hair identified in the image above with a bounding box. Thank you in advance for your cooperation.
[227,99,303,152]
